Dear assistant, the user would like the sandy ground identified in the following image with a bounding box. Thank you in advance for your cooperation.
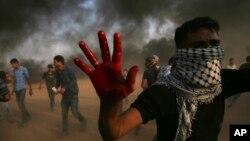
[0,74,250,141]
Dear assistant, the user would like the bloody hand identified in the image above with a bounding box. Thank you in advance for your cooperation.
[74,30,139,101]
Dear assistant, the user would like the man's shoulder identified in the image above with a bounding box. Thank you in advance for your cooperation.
[19,66,28,71]
[239,63,250,70]
[14,66,27,73]
[63,65,72,71]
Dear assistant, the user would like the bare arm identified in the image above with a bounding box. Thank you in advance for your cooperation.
[39,73,45,90]
[26,78,33,96]
[99,101,142,140]
[74,30,141,140]
[38,80,43,90]
[24,68,33,95]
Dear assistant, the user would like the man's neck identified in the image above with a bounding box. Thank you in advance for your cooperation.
[15,65,20,70]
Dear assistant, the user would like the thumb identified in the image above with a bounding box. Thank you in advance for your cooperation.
[126,65,139,93]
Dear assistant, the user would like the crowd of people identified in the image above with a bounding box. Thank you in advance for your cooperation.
[0,56,87,138]
[1,16,250,141]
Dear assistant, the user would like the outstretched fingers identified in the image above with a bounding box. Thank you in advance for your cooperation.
[98,30,110,63]
[78,41,100,67]
[73,58,93,75]
[126,66,139,93]
[112,33,122,64]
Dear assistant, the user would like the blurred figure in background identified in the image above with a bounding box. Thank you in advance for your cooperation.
[225,57,238,108]
[157,57,175,82]
[0,70,11,102]
[227,55,250,108]
[39,64,56,111]
[141,55,160,90]
[226,57,237,70]
[239,55,250,70]
[0,70,13,122]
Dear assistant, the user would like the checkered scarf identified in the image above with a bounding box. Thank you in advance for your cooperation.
[155,46,224,141]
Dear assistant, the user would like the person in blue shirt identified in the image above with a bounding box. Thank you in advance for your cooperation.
[10,58,32,128]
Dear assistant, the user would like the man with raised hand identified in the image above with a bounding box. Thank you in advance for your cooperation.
[74,17,250,141]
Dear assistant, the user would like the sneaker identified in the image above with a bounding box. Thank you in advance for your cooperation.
[58,131,68,139]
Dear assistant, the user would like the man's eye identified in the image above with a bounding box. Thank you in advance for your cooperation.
[210,40,220,46]
[193,42,206,48]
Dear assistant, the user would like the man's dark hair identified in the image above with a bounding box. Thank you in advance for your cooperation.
[54,55,65,64]
[246,56,250,63]
[10,58,19,64]
[174,16,220,48]
[47,64,53,68]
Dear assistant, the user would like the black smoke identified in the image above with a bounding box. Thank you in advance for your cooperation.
[1,0,250,81]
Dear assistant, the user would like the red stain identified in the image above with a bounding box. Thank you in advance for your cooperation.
[74,30,139,101]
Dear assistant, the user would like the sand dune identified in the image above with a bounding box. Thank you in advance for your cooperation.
[0,74,250,141]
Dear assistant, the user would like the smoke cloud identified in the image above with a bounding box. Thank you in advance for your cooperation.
[1,0,250,80]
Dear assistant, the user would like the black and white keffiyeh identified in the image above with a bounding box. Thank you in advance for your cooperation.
[155,46,224,141]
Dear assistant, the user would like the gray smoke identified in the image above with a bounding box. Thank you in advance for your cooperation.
[1,0,250,80]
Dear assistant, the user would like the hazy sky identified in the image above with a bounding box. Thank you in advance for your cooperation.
[1,0,250,72]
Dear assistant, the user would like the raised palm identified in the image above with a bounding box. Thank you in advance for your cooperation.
[74,31,139,101]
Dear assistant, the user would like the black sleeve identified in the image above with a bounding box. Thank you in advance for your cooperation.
[221,69,250,99]
[131,85,173,124]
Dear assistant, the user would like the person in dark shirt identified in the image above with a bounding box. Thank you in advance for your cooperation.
[53,55,87,138]
[239,55,250,70]
[141,55,160,90]
[73,17,250,141]
[39,64,56,111]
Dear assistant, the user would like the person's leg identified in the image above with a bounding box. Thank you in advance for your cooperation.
[19,89,29,126]
[61,97,70,133]
[70,95,86,130]
[15,91,22,124]
[51,92,55,109]
[47,88,55,111]
[0,102,4,120]
[5,102,13,122]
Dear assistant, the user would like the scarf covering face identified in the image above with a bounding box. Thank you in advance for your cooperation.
[155,46,224,141]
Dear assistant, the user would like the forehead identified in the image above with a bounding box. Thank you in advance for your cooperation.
[186,28,219,42]
[11,63,18,66]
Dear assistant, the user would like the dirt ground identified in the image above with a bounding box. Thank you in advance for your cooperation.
[0,74,250,141]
